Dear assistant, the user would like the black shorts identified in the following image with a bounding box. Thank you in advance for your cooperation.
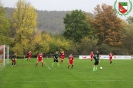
[94,61,99,65]
[53,59,58,62]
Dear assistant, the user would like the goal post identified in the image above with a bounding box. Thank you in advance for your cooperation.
[0,45,9,67]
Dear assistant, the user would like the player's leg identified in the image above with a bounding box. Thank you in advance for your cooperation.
[35,61,39,66]
[52,59,55,67]
[71,61,74,68]
[93,62,96,71]
[68,64,70,69]
[41,60,44,66]
[60,59,63,63]
[56,60,60,67]
[95,61,99,70]
[71,64,74,68]
[110,59,112,64]
[28,57,30,61]
[68,60,71,69]
[93,65,96,71]
[14,60,16,66]
[12,60,13,66]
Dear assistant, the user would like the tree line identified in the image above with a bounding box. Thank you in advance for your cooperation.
[0,0,133,56]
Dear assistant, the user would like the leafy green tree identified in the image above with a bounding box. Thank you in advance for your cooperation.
[0,4,10,45]
[91,4,124,46]
[126,16,133,24]
[33,32,49,55]
[78,37,97,54]
[11,0,37,54]
[48,35,70,53]
[123,23,133,54]
[63,10,91,42]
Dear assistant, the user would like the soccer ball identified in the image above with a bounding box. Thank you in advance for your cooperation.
[100,67,103,69]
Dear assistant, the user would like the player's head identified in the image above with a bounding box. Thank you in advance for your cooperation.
[56,51,58,54]
[69,53,73,56]
[14,52,17,55]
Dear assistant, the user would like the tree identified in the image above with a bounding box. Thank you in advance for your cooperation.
[91,4,124,46]
[63,10,91,42]
[0,4,10,45]
[78,37,97,54]
[123,23,133,54]
[48,35,70,53]
[126,16,133,24]
[11,0,37,54]
[85,12,96,39]
[33,32,49,55]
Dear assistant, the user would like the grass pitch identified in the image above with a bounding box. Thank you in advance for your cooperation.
[0,58,133,88]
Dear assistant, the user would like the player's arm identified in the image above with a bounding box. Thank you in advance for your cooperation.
[54,55,57,60]
[37,56,38,60]
[68,57,69,63]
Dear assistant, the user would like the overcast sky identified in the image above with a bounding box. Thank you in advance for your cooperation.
[1,0,133,20]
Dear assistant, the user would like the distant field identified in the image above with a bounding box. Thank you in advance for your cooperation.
[0,58,133,88]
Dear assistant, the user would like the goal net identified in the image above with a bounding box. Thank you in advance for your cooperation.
[0,45,9,67]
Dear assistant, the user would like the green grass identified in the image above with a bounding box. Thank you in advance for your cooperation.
[0,58,133,88]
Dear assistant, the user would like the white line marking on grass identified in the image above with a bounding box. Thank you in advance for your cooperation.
[2,80,133,83]
[0,62,11,71]
[44,62,51,70]
[0,66,4,71]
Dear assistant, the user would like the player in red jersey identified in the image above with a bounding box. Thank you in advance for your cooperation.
[109,52,113,64]
[11,53,17,66]
[27,51,32,61]
[68,54,74,69]
[35,52,44,66]
[60,51,65,63]
[90,51,94,61]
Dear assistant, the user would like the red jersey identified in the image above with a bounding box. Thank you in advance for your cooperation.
[109,53,113,59]
[27,52,32,57]
[60,52,65,59]
[90,52,94,58]
[37,54,43,61]
[68,55,74,64]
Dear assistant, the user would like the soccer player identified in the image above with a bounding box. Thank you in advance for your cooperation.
[52,51,59,67]
[109,52,113,64]
[60,51,65,63]
[68,54,74,69]
[90,51,94,61]
[93,51,100,71]
[35,52,44,66]
[11,53,17,66]
[27,51,32,61]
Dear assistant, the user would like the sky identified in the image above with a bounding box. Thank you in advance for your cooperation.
[0,0,133,20]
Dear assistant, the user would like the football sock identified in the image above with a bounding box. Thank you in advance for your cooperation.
[71,65,73,68]
[42,62,44,66]
[57,63,59,67]
[93,67,96,71]
[68,65,70,69]
[96,66,97,70]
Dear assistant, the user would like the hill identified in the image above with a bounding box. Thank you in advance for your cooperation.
[4,7,94,34]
